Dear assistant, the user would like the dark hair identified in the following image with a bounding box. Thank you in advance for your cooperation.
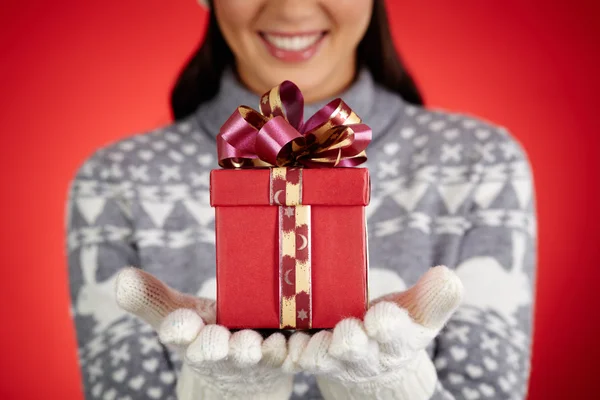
[170,0,424,120]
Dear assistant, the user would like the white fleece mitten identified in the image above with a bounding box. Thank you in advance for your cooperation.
[115,268,293,400]
[287,265,463,400]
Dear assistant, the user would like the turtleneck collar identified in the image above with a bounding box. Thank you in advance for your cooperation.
[193,67,384,140]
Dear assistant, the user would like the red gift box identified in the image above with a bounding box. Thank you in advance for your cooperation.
[210,167,370,329]
[210,79,373,330]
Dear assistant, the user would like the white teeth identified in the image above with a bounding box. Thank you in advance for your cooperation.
[264,33,321,51]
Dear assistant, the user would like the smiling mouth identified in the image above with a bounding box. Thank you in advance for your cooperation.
[261,31,326,51]
[258,31,328,62]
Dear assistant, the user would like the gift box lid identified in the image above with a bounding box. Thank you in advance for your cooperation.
[210,168,370,206]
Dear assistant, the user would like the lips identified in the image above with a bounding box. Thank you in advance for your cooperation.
[259,31,327,62]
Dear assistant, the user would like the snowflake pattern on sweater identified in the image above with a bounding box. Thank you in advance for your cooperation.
[66,70,536,399]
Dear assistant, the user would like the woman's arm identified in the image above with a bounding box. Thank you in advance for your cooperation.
[430,132,537,399]
[67,146,295,400]
[309,128,536,400]
[66,148,180,399]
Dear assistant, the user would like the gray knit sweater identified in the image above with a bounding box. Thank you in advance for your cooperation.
[66,68,536,399]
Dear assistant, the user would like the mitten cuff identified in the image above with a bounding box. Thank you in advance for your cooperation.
[176,364,294,400]
[316,350,438,400]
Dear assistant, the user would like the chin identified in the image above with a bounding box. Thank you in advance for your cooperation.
[258,69,328,95]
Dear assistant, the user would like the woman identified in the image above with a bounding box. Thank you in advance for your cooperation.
[66,0,537,399]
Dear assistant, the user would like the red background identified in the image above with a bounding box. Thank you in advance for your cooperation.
[1,0,599,398]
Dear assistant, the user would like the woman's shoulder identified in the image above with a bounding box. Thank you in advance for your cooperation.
[70,116,213,183]
[368,99,535,228]
[382,99,532,170]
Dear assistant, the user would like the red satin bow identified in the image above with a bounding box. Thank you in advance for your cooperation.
[217,80,372,168]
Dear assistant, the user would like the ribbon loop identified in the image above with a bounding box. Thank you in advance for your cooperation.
[256,116,304,167]
[218,81,371,168]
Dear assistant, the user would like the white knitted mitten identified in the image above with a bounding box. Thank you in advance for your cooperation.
[115,268,293,400]
[288,265,464,400]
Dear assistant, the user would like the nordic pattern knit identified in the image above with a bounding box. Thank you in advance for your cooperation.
[66,68,537,399]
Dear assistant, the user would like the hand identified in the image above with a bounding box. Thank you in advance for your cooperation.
[115,267,293,400]
[287,265,463,400]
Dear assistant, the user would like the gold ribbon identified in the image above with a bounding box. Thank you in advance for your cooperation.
[270,167,312,329]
